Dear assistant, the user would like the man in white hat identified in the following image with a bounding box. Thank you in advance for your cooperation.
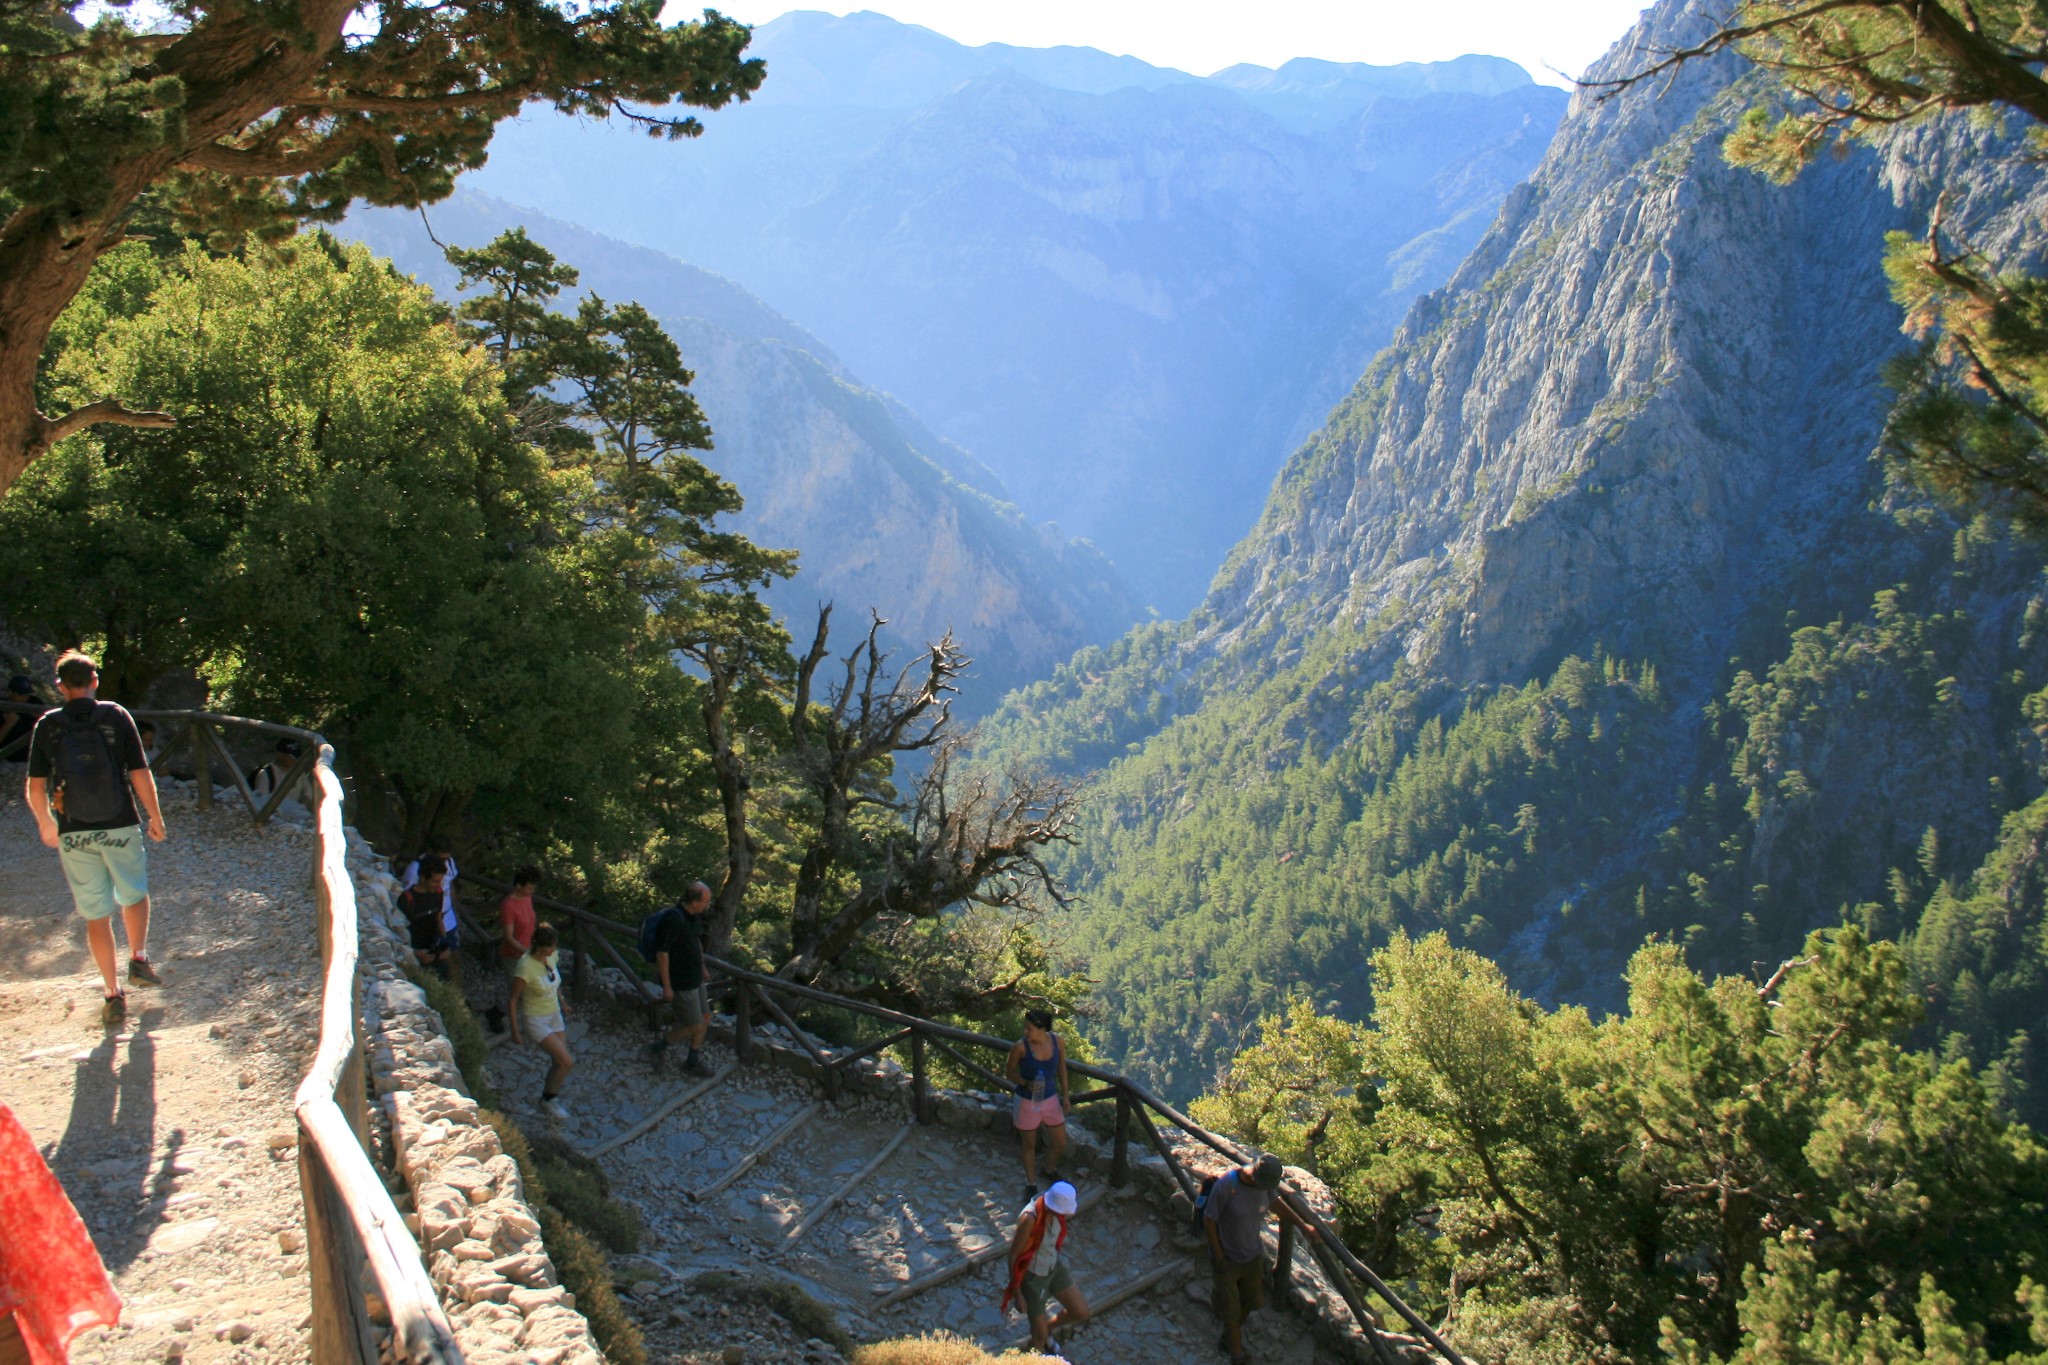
[1003,1178,1090,1354]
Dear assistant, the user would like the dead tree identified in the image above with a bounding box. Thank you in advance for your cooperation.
[777,605,1079,1008]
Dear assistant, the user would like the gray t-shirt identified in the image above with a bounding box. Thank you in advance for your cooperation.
[1204,1169,1275,1264]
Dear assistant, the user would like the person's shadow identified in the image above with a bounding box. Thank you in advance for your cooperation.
[51,1007,166,1271]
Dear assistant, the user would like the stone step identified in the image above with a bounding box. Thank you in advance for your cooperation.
[475,1004,1353,1364]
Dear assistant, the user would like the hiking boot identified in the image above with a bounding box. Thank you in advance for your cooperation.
[683,1053,714,1077]
[127,957,161,986]
[102,994,127,1026]
[1023,1181,1039,1203]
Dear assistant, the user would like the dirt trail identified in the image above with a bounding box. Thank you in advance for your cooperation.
[0,785,324,1365]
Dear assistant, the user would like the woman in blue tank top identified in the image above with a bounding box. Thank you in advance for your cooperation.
[1004,1008,1071,1202]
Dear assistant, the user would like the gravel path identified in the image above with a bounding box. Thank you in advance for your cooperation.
[0,784,323,1365]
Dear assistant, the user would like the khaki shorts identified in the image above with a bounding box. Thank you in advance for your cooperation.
[1020,1260,1073,1320]
[1212,1252,1268,1326]
[524,1010,567,1044]
[666,984,707,1029]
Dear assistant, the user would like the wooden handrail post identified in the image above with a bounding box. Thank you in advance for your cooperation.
[734,980,754,1064]
[910,1029,931,1125]
[192,721,213,811]
[1274,1217,1296,1301]
[1111,1088,1131,1188]
[570,918,591,1002]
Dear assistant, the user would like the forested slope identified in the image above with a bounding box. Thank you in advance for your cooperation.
[983,0,2048,1110]
[340,192,1137,708]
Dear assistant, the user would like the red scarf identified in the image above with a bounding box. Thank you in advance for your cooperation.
[1001,1196,1070,1314]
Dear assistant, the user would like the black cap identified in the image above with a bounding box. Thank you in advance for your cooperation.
[1250,1154,1284,1189]
[5,676,32,696]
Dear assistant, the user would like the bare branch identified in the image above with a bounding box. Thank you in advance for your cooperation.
[39,398,176,448]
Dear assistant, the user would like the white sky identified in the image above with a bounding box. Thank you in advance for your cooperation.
[699,1,1658,89]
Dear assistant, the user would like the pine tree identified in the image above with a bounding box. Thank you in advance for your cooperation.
[1,0,762,497]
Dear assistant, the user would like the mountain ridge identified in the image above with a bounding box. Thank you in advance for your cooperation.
[978,0,2048,1098]
[337,190,1138,708]
[460,13,1567,610]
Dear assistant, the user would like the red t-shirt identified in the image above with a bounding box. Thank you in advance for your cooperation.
[499,893,536,958]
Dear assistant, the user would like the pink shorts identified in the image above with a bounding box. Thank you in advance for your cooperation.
[1014,1096,1065,1131]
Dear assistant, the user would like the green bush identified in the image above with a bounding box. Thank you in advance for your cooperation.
[687,1272,853,1355]
[528,1134,641,1253]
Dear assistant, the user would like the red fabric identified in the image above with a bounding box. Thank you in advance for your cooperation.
[0,1103,120,1365]
[498,894,536,957]
[1000,1198,1069,1315]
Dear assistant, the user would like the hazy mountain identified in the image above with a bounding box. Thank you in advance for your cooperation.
[336,191,1138,709]
[978,0,2048,1097]
[458,11,1567,611]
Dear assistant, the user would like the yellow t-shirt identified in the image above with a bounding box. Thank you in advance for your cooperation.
[513,953,561,1018]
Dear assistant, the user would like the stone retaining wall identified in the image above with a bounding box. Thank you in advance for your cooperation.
[342,835,608,1365]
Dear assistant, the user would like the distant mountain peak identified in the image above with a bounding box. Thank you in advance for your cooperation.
[1207,53,1534,97]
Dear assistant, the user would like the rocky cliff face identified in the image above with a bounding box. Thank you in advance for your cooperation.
[981,0,2048,1096]
[338,193,1136,709]
[460,13,1567,613]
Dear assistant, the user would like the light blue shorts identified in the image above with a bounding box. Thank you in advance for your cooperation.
[58,826,149,921]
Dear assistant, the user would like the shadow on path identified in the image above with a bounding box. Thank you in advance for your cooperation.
[54,1007,164,1272]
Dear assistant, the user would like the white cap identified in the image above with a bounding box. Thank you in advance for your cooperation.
[1043,1181,1077,1215]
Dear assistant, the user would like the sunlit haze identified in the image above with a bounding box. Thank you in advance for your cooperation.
[690,1,1657,89]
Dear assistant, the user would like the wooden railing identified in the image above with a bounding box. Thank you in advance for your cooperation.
[1,701,461,1365]
[457,874,1467,1365]
[0,701,330,826]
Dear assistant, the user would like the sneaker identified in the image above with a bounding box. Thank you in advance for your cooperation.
[102,994,127,1026]
[1023,1181,1039,1203]
[1044,1166,1062,1184]
[543,1098,569,1120]
[683,1053,713,1078]
[127,958,161,986]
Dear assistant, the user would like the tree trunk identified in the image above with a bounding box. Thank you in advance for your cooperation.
[0,0,356,496]
[700,650,755,960]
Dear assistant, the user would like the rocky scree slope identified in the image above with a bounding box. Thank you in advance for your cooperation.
[340,193,1136,710]
[981,0,2048,1097]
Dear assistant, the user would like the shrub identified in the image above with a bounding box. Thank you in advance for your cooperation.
[851,1333,1059,1365]
[529,1135,641,1253]
[686,1272,853,1354]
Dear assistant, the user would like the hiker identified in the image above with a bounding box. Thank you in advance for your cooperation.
[645,881,713,1076]
[397,854,458,979]
[249,738,301,802]
[1005,1008,1071,1199]
[484,866,540,1033]
[137,721,158,768]
[1003,1178,1089,1354]
[401,843,462,977]
[0,675,44,762]
[1204,1153,1318,1365]
[509,923,574,1118]
[22,651,167,1025]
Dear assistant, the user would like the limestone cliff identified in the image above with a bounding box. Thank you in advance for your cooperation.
[982,0,2048,1095]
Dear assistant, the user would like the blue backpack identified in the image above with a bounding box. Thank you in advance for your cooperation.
[637,905,683,963]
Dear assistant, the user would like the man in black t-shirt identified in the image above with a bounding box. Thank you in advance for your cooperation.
[24,651,168,1025]
[397,855,458,980]
[646,881,713,1076]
